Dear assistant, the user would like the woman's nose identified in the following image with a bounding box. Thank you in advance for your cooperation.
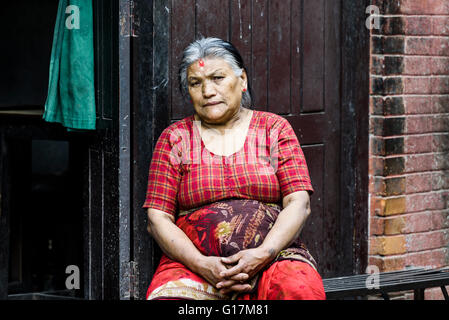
[202,81,216,97]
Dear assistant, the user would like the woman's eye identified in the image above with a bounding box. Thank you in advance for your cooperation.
[190,82,200,87]
[213,76,224,81]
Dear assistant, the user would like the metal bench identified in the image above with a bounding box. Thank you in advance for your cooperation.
[323,267,449,300]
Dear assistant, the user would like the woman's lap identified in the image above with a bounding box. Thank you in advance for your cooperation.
[243,260,326,300]
[147,257,325,300]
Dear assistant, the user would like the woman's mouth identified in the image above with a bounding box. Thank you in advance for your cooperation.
[203,101,222,107]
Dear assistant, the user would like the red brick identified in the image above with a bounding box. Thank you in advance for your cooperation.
[373,255,406,272]
[369,157,384,176]
[385,177,406,195]
[404,135,433,154]
[384,216,406,235]
[406,230,449,253]
[405,173,433,194]
[405,37,433,55]
[376,16,404,36]
[372,76,403,95]
[400,0,449,15]
[368,255,382,269]
[405,154,434,173]
[384,96,405,115]
[370,237,383,255]
[402,212,433,233]
[432,95,449,113]
[433,134,449,152]
[370,56,384,75]
[403,56,431,75]
[372,236,407,256]
[373,196,407,217]
[432,115,449,133]
[403,77,432,94]
[383,117,405,136]
[404,16,432,35]
[431,171,449,190]
[370,196,382,217]
[369,176,386,195]
[433,152,449,170]
[405,116,433,134]
[406,192,446,212]
[370,96,385,115]
[405,247,449,269]
[370,117,384,136]
[432,16,449,36]
[371,36,405,54]
[431,77,449,94]
[384,235,407,255]
[384,156,405,175]
[371,216,385,236]
[405,37,449,56]
[385,137,404,155]
[370,136,385,156]
[431,210,449,230]
[431,57,449,74]
[404,96,433,114]
[403,56,449,75]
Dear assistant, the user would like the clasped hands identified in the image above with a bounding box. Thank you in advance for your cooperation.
[197,246,275,296]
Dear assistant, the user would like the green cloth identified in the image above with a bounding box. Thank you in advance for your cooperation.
[43,0,96,131]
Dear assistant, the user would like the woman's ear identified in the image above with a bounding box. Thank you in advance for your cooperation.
[240,69,248,91]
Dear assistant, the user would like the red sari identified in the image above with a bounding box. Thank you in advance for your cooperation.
[143,110,326,300]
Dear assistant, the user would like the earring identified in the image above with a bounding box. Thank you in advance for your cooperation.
[242,88,247,92]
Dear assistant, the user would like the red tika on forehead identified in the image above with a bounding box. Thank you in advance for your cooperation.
[198,59,205,67]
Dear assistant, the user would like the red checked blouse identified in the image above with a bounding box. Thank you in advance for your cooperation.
[143,110,313,218]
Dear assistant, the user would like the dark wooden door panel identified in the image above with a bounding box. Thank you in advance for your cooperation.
[303,0,325,112]
[267,0,292,114]
[171,0,195,119]
[164,0,342,277]
[197,0,230,39]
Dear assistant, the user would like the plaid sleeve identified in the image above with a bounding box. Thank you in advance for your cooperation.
[273,118,314,197]
[142,128,182,217]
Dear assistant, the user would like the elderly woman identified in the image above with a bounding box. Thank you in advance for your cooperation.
[143,37,326,300]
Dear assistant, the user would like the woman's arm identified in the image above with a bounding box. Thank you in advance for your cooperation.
[217,190,310,294]
[259,190,311,256]
[147,208,250,290]
[147,208,203,270]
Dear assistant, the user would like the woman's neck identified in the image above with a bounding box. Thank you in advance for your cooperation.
[195,107,251,134]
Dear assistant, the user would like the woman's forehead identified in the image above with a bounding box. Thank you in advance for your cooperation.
[187,57,233,76]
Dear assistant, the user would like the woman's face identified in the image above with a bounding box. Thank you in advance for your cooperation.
[187,57,247,125]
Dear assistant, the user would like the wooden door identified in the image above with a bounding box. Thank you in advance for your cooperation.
[167,0,341,277]
[133,0,370,291]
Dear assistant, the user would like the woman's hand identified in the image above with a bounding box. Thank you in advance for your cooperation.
[216,191,311,295]
[216,247,276,295]
[195,256,251,295]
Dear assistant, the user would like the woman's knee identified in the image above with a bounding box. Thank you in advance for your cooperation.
[261,260,326,300]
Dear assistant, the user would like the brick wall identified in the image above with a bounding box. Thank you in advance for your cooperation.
[369,0,449,299]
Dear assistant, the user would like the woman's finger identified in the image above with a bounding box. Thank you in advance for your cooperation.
[229,272,249,282]
[216,273,248,288]
[219,262,245,278]
[216,279,237,289]
[221,253,241,265]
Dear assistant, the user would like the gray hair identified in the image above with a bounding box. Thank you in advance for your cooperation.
[178,37,253,108]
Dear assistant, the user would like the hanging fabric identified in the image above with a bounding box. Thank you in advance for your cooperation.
[43,0,96,131]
